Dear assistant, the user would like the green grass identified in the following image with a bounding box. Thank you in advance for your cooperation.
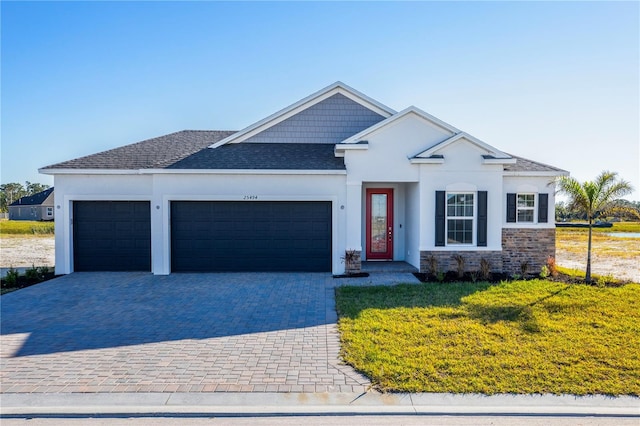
[336,281,640,395]
[606,222,640,233]
[0,220,54,235]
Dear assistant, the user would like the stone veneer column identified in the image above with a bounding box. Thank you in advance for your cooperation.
[502,228,555,276]
[345,250,362,274]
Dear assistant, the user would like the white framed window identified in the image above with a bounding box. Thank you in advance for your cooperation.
[46,207,54,217]
[446,193,474,245]
[517,194,535,223]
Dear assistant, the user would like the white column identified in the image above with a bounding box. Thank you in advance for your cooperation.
[346,181,362,251]
[55,192,71,275]
[150,176,169,275]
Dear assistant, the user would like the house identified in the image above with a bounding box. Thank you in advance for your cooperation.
[40,82,568,275]
[8,187,55,221]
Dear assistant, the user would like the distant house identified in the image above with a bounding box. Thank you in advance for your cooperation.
[8,187,54,221]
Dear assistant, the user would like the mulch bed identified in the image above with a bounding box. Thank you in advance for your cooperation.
[1,272,58,295]
[413,271,631,287]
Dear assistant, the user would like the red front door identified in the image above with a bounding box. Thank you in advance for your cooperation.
[366,188,394,260]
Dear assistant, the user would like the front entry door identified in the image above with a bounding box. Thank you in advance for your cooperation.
[366,188,394,260]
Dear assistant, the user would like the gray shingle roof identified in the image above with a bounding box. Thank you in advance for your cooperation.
[41,130,235,170]
[10,187,54,206]
[40,129,561,174]
[505,155,568,173]
[169,143,345,170]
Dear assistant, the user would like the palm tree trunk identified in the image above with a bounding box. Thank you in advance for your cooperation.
[586,217,593,283]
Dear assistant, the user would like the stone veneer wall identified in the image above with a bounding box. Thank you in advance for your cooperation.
[502,228,555,276]
[344,250,362,274]
[420,251,503,274]
[419,228,555,276]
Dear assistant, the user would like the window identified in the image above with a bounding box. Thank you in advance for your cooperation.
[446,193,474,244]
[517,194,535,223]
[507,193,548,224]
[46,207,54,217]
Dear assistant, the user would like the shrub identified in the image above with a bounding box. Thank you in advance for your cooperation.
[546,256,558,278]
[426,255,438,276]
[452,254,465,278]
[25,265,40,281]
[3,268,19,287]
[540,265,550,279]
[596,274,615,288]
[479,258,491,280]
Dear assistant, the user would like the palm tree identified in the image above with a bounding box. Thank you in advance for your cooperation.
[555,171,633,283]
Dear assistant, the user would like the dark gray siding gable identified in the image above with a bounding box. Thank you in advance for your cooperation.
[245,93,386,144]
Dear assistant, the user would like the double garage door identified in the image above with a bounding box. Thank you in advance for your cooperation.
[73,201,331,272]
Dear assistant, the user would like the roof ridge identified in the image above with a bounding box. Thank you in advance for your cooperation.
[180,129,238,133]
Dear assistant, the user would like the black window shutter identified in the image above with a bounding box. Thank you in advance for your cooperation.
[477,191,487,247]
[506,193,516,223]
[538,193,549,223]
[435,191,445,246]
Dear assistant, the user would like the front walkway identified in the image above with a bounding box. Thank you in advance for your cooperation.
[0,272,419,394]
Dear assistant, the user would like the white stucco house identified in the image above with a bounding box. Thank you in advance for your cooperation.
[40,82,567,276]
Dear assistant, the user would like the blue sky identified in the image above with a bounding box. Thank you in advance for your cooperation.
[2,1,638,199]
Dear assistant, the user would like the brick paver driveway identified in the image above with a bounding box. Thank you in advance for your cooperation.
[0,272,370,393]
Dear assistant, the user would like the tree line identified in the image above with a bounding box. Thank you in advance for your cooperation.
[0,182,51,212]
[556,198,640,222]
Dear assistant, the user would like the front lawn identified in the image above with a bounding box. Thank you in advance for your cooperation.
[336,280,640,395]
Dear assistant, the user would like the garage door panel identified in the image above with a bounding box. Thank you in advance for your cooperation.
[73,201,151,272]
[171,201,331,272]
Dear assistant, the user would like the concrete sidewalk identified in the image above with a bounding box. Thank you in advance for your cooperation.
[1,392,639,417]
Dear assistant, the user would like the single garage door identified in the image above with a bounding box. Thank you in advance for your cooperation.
[73,201,151,271]
[171,201,331,272]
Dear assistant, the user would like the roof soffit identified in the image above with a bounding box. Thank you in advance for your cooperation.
[209,82,396,149]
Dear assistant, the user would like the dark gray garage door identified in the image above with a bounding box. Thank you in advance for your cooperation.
[171,201,331,272]
[73,201,151,272]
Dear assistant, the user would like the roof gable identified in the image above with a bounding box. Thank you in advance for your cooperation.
[338,106,460,147]
[414,132,512,160]
[209,82,395,148]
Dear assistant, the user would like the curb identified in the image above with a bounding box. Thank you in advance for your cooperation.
[1,392,639,417]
